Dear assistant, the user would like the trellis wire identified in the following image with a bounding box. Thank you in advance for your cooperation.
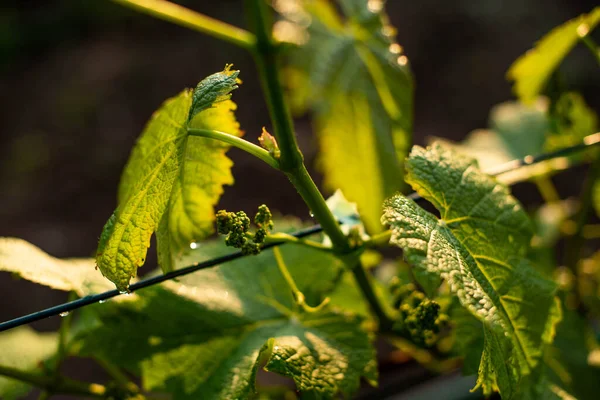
[0,132,599,333]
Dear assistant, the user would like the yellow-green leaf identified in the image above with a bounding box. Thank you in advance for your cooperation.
[97,91,190,291]
[97,68,241,290]
[0,237,112,296]
[281,0,413,233]
[0,327,58,400]
[507,7,600,104]
[382,143,562,398]
[157,98,241,272]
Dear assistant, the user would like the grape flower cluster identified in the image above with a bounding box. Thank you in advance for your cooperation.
[216,204,273,255]
[391,282,449,347]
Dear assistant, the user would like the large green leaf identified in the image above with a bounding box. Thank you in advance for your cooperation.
[77,230,374,399]
[0,327,58,400]
[279,0,413,233]
[97,68,240,290]
[507,7,600,104]
[0,237,112,296]
[382,144,561,398]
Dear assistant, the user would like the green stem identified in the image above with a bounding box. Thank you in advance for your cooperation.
[244,0,303,172]
[352,260,394,332]
[534,176,561,204]
[97,358,140,394]
[188,128,280,169]
[365,230,392,248]
[55,292,76,372]
[112,0,256,50]
[580,35,600,65]
[266,232,333,251]
[285,165,350,251]
[0,365,106,398]
[564,154,600,308]
[245,0,394,329]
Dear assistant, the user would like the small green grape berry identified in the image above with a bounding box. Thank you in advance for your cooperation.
[234,211,251,232]
[253,228,267,244]
[241,241,261,255]
[225,233,247,248]
[216,210,234,234]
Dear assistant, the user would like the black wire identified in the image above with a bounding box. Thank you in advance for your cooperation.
[0,133,598,333]
[0,224,323,332]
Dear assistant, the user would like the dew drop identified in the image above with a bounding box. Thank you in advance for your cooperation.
[309,211,315,218]
[119,290,130,295]
[59,312,70,317]
[388,43,403,54]
[367,0,383,13]
[397,55,408,66]
[577,23,590,37]
[98,299,106,304]
[189,242,198,250]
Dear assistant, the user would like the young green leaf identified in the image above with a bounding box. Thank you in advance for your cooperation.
[157,94,241,271]
[279,0,413,233]
[98,91,191,291]
[0,327,58,400]
[97,67,241,290]
[507,7,600,104]
[0,237,112,296]
[382,144,562,397]
[77,231,373,399]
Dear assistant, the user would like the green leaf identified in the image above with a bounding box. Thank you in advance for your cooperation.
[514,307,599,400]
[507,7,600,104]
[450,304,484,376]
[78,229,374,399]
[0,237,112,296]
[279,0,413,233]
[0,327,58,400]
[97,68,240,290]
[157,93,241,272]
[547,92,598,151]
[382,143,561,397]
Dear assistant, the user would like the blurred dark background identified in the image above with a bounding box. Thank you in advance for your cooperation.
[0,0,599,397]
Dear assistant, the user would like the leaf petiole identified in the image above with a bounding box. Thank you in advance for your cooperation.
[187,128,280,169]
[580,34,600,65]
[112,0,256,50]
[0,364,107,398]
[265,232,333,252]
[273,247,329,313]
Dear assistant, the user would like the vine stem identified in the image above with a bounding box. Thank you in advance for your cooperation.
[112,0,256,50]
[244,0,394,329]
[188,128,280,169]
[0,365,106,398]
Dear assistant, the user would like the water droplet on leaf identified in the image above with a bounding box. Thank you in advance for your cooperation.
[59,312,69,317]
